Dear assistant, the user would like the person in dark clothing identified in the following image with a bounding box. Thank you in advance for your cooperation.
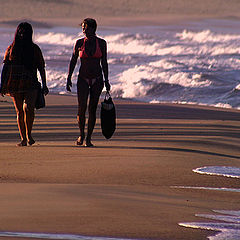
[0,22,49,146]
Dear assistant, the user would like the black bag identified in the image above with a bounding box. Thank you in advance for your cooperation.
[35,83,45,109]
[0,63,10,94]
[100,92,116,139]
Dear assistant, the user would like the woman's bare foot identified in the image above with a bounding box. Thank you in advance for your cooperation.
[76,136,85,146]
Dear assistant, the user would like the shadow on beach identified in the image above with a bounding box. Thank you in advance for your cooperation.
[1,101,240,160]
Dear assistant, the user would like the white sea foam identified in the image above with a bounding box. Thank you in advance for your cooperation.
[1,19,240,108]
[179,210,240,240]
[193,166,240,179]
[196,213,240,224]
[172,186,240,193]
[179,166,240,240]
[176,29,240,43]
[180,222,240,240]
[35,32,78,46]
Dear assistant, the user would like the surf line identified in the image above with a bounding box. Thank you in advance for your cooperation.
[171,186,240,192]
[0,232,136,240]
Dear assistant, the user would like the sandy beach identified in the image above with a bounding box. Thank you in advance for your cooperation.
[0,94,240,240]
[0,1,240,239]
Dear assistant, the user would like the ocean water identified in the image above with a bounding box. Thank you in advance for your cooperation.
[193,166,240,178]
[179,166,240,240]
[1,18,240,108]
[0,232,135,240]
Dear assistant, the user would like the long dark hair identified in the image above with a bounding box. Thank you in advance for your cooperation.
[9,22,34,69]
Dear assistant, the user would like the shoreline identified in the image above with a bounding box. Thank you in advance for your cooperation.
[1,93,240,112]
[47,92,240,110]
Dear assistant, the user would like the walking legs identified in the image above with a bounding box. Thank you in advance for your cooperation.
[77,79,103,146]
[12,90,37,146]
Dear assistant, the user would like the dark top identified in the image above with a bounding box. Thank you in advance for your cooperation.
[1,43,45,94]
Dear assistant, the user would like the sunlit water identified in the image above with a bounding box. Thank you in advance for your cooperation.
[1,18,240,108]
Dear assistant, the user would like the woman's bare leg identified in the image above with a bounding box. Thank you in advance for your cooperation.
[77,80,89,145]
[24,90,38,145]
[12,94,27,146]
[86,80,103,147]
[23,104,35,145]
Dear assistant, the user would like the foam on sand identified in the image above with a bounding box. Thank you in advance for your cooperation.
[179,210,240,240]
[193,166,240,178]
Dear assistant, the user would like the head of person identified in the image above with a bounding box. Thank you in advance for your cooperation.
[81,18,97,37]
[14,22,33,45]
[10,22,34,67]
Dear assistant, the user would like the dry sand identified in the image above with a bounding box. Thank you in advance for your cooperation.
[0,94,239,240]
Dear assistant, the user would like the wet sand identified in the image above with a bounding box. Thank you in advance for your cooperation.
[0,94,239,240]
